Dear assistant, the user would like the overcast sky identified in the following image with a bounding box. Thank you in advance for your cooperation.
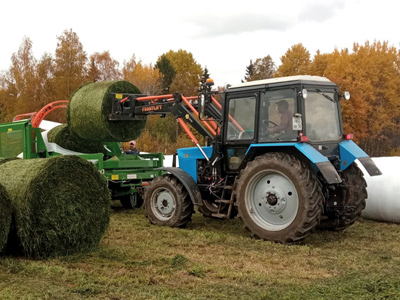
[0,0,398,87]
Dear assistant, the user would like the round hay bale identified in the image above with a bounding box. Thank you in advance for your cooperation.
[47,124,107,154]
[0,182,12,253]
[67,81,146,142]
[0,155,111,258]
[0,157,20,165]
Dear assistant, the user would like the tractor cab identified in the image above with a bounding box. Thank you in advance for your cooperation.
[219,75,347,172]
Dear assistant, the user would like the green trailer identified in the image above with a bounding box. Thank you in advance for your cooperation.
[0,119,165,208]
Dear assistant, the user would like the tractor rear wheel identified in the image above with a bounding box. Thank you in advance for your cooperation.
[120,193,143,209]
[318,163,367,231]
[236,153,323,243]
[144,175,193,228]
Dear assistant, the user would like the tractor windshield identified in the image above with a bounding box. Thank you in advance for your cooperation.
[304,89,342,141]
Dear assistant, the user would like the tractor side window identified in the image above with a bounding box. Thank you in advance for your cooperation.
[259,89,297,142]
[305,90,341,141]
[226,96,256,140]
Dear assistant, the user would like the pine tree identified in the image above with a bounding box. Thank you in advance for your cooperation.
[155,54,176,93]
[244,60,254,82]
[200,66,211,91]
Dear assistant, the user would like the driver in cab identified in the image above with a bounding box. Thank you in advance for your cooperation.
[268,100,293,134]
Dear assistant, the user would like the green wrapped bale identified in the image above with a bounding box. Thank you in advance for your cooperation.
[47,124,107,154]
[67,81,146,142]
[0,155,111,258]
[0,182,11,253]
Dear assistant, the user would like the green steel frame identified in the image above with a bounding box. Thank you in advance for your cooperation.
[0,120,166,200]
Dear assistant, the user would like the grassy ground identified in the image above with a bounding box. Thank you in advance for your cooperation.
[1,203,400,300]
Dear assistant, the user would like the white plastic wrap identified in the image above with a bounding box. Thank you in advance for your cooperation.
[38,120,61,131]
[359,157,400,223]
[163,155,179,167]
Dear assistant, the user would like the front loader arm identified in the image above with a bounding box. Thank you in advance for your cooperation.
[109,92,217,143]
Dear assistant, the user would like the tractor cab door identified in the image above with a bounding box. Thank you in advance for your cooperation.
[223,92,259,170]
[222,87,301,171]
[258,88,299,143]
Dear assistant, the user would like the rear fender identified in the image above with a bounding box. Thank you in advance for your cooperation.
[156,167,203,207]
[339,140,382,176]
[246,143,342,184]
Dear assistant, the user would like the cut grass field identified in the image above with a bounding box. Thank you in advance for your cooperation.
[1,202,400,300]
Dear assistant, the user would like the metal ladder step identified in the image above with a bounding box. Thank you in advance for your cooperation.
[215,199,232,204]
[211,213,228,219]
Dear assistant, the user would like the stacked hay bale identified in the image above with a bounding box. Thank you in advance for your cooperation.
[47,124,108,154]
[47,80,145,154]
[0,80,146,258]
[0,155,111,258]
[67,80,146,142]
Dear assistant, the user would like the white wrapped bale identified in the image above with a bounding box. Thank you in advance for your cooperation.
[359,157,400,223]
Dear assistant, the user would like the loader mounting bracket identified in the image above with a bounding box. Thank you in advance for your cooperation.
[108,93,147,121]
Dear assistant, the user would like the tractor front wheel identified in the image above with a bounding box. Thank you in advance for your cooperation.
[236,153,323,243]
[144,175,193,228]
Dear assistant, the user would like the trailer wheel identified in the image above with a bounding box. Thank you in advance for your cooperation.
[144,175,193,228]
[120,193,143,209]
[236,153,323,243]
[319,163,367,231]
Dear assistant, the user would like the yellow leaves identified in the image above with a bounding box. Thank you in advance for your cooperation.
[89,51,121,82]
[320,41,400,155]
[163,49,203,96]
[275,43,311,77]
[275,41,400,155]
[123,55,162,95]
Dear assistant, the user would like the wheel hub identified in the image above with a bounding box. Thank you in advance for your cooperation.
[266,193,278,205]
[263,186,287,214]
[156,190,175,216]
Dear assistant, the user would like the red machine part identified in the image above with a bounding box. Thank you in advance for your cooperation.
[135,93,218,138]
[31,100,68,128]
[13,100,69,128]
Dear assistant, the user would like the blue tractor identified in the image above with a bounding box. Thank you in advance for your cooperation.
[110,75,382,243]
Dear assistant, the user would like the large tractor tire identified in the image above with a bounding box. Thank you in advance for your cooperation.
[236,153,323,243]
[144,175,193,228]
[318,163,367,231]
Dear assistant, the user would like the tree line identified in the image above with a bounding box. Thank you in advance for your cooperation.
[0,29,399,156]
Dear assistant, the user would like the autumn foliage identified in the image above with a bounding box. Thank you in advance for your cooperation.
[275,42,400,156]
[0,30,399,156]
